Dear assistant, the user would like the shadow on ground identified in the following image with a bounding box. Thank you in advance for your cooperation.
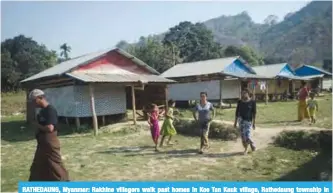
[275,152,332,181]
[273,129,332,181]
[98,146,243,159]
[98,146,153,154]
[1,120,76,143]
[259,120,300,125]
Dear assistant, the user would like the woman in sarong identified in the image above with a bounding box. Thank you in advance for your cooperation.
[297,81,310,121]
[160,100,177,147]
[28,89,69,181]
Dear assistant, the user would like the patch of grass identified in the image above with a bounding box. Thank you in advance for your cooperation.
[174,119,239,140]
[177,94,332,129]
[274,130,332,152]
[1,116,331,192]
[1,91,26,116]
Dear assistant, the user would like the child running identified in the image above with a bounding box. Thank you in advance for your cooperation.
[160,100,177,147]
[307,92,319,124]
[147,104,160,152]
[234,89,257,155]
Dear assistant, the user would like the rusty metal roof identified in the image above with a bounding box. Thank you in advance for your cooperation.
[21,48,160,83]
[66,72,175,84]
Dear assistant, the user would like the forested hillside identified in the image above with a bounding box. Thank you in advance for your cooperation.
[119,1,332,67]
[258,1,332,65]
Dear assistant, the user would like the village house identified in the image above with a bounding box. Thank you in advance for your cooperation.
[294,64,332,91]
[251,63,307,101]
[20,48,175,135]
[160,56,261,106]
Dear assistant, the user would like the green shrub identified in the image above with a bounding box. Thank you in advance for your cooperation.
[274,130,332,152]
[173,119,240,141]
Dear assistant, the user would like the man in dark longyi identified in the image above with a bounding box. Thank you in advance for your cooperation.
[28,89,69,181]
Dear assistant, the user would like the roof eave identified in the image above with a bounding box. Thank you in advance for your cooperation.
[65,73,175,84]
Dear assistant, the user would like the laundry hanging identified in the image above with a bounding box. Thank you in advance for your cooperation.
[259,81,266,92]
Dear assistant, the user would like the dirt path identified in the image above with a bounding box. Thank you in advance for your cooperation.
[101,119,327,154]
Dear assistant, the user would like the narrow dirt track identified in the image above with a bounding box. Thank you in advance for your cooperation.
[101,119,328,153]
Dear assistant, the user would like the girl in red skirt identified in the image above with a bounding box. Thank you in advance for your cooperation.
[147,104,161,152]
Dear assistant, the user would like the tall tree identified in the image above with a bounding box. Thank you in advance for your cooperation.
[163,21,224,63]
[263,56,285,65]
[224,45,264,66]
[115,40,130,50]
[284,12,294,20]
[1,35,57,91]
[264,15,279,26]
[60,43,71,60]
[127,37,179,73]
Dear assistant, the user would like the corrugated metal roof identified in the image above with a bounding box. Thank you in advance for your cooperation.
[306,65,332,75]
[252,63,288,78]
[66,72,175,84]
[300,74,325,79]
[252,63,309,80]
[21,48,160,83]
[160,56,240,78]
[277,75,309,81]
[295,65,332,76]
[223,72,267,79]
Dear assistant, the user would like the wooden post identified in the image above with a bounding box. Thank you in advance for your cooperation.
[253,85,256,100]
[75,117,80,129]
[65,117,69,126]
[239,80,242,99]
[265,80,269,105]
[291,80,295,99]
[164,86,169,110]
[131,85,137,125]
[252,80,256,100]
[26,90,31,124]
[102,116,105,126]
[89,84,98,136]
[219,79,223,107]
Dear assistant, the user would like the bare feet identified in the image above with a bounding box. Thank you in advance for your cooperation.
[203,145,210,150]
[244,145,249,155]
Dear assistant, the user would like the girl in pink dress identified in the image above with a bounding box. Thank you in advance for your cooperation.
[147,104,161,151]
